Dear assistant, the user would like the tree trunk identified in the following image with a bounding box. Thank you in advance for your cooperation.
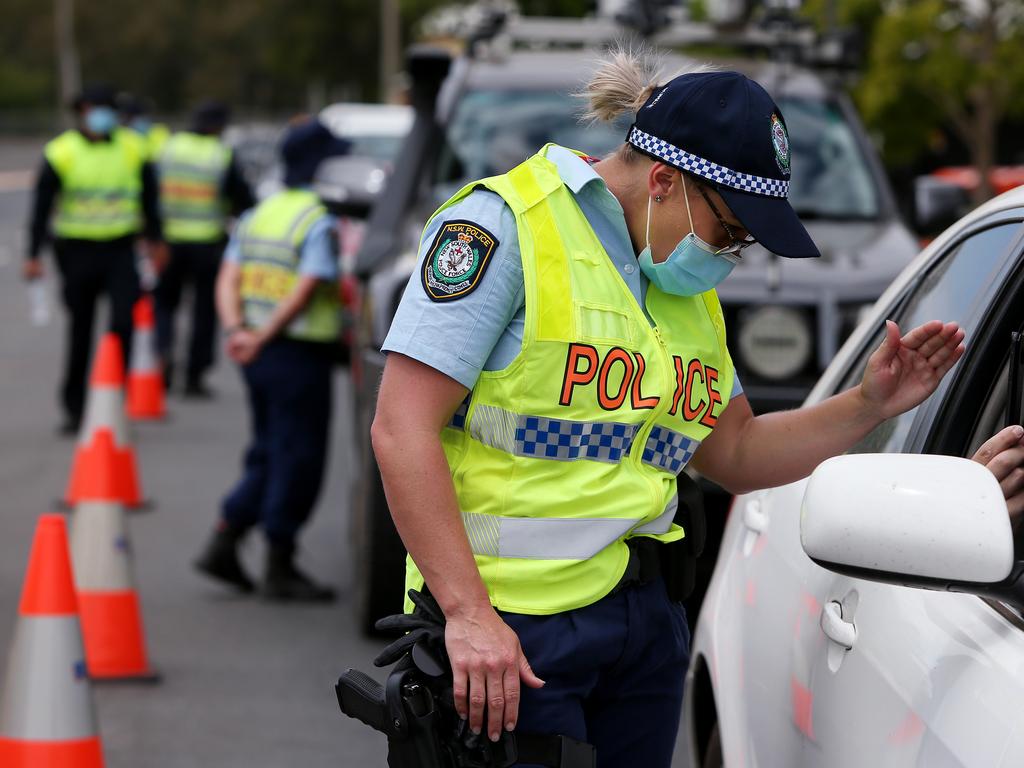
[54,0,81,127]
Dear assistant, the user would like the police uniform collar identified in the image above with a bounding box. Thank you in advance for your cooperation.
[544,144,604,195]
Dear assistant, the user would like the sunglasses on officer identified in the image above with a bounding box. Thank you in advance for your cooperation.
[695,184,757,259]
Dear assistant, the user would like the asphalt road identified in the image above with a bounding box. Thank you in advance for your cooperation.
[0,139,694,768]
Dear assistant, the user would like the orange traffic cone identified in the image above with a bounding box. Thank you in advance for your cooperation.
[64,334,146,509]
[0,515,105,767]
[70,500,159,682]
[126,297,166,421]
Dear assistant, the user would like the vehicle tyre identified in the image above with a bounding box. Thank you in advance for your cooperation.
[701,722,723,768]
[352,450,407,636]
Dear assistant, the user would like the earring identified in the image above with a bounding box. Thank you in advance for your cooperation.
[654,195,663,203]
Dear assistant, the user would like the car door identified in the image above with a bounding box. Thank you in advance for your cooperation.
[802,217,1024,767]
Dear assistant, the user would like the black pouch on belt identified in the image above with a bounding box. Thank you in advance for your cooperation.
[658,472,706,603]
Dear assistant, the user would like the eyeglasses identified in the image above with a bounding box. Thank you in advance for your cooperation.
[696,185,757,258]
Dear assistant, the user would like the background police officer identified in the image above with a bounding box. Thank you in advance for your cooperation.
[117,92,170,161]
[24,83,166,434]
[194,118,348,601]
[155,101,254,397]
[370,51,967,767]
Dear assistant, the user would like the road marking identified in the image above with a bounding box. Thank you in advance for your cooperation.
[0,170,33,192]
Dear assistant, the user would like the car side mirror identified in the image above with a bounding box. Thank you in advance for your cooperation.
[801,454,1024,607]
[913,176,971,237]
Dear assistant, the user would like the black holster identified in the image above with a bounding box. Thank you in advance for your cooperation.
[658,472,706,603]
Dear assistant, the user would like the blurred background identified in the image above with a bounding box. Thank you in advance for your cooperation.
[2,1,1024,766]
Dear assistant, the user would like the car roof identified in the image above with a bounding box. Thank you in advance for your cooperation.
[319,103,413,137]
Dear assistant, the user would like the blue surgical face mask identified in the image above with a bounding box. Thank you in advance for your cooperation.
[84,106,118,136]
[636,178,737,296]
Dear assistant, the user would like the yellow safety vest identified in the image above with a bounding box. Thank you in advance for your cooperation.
[145,123,170,161]
[159,132,232,244]
[405,145,735,615]
[237,189,341,343]
[45,129,145,241]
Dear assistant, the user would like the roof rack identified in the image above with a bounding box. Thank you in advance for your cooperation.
[421,1,859,70]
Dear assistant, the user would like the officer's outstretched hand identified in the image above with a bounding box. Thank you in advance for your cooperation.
[445,605,544,744]
[860,320,965,421]
[972,425,1024,529]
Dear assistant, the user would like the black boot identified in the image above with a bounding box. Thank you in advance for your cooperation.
[263,542,336,603]
[195,522,255,592]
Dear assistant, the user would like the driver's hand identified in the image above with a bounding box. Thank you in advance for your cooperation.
[971,425,1024,529]
[445,606,544,742]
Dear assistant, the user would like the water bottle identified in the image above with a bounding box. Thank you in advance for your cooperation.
[27,279,50,326]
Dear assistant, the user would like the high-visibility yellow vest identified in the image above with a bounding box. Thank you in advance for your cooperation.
[145,123,170,161]
[237,189,341,342]
[158,132,232,244]
[44,129,145,241]
[405,145,735,615]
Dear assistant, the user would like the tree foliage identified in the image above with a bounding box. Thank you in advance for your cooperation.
[807,0,1024,199]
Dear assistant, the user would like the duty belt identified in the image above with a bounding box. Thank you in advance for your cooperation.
[609,537,662,596]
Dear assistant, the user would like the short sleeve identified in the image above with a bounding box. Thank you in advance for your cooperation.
[223,211,253,265]
[296,215,340,280]
[382,190,523,389]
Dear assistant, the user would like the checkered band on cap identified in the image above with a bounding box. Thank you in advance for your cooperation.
[628,127,789,198]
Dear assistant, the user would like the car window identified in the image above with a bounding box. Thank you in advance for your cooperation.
[779,97,878,220]
[839,223,1022,454]
[433,88,628,199]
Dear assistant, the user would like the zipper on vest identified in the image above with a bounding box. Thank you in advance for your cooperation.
[631,325,674,470]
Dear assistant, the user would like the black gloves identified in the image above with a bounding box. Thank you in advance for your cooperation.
[373,589,448,669]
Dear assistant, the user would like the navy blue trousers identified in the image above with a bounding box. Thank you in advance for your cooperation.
[500,578,690,768]
[221,339,333,544]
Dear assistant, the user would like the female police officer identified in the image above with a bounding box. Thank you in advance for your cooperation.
[371,52,967,766]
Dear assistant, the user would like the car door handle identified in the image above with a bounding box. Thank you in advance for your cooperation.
[743,500,768,533]
[820,601,857,649]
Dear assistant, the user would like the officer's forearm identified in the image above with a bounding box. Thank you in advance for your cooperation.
[255,276,320,343]
[215,261,243,329]
[692,387,882,495]
[372,423,492,620]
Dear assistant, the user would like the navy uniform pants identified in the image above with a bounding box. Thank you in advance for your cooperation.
[500,578,690,768]
[54,237,139,423]
[154,240,224,386]
[221,338,333,544]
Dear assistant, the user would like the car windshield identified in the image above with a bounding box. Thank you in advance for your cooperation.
[346,134,406,163]
[433,88,628,198]
[779,96,879,220]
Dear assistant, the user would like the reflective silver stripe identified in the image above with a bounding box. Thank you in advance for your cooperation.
[641,426,701,475]
[632,495,678,535]
[79,387,129,447]
[461,512,640,560]
[468,404,517,454]
[0,616,97,739]
[464,403,639,464]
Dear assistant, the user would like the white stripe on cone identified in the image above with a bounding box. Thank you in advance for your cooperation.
[70,501,134,592]
[78,386,130,447]
[0,616,98,739]
[129,327,158,376]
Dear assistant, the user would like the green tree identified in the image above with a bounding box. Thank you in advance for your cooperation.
[854,0,1024,201]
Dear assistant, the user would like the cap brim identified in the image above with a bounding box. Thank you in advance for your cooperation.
[326,137,352,157]
[716,186,820,259]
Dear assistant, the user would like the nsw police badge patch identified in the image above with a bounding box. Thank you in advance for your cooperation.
[421,220,498,302]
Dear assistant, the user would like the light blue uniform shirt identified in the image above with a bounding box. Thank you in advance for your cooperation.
[384,146,742,397]
[225,209,340,282]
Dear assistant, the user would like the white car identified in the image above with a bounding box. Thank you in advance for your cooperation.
[685,185,1024,767]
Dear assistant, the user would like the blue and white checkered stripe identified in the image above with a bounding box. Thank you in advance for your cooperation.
[642,426,701,475]
[465,404,640,464]
[628,127,789,198]
[517,416,639,463]
[448,397,470,431]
